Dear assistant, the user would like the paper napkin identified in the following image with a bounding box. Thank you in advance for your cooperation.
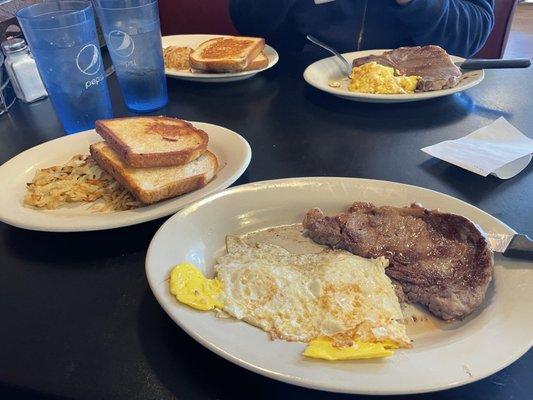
[421,117,533,179]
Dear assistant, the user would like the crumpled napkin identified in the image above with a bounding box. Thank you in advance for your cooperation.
[421,117,533,179]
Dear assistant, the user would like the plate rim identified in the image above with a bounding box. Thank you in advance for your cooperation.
[162,34,279,80]
[146,177,531,396]
[303,49,485,102]
[0,122,251,232]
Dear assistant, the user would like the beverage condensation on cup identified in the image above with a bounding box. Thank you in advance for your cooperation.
[93,0,168,112]
[16,1,113,134]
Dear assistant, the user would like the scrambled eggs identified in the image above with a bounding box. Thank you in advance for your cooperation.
[348,62,420,94]
[169,238,410,361]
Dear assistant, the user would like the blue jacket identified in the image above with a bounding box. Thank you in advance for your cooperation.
[229,0,494,57]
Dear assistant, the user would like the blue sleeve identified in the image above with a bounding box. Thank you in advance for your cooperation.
[395,0,495,57]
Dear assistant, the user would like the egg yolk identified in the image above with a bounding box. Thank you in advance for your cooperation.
[348,62,420,94]
[169,263,223,311]
[303,337,398,360]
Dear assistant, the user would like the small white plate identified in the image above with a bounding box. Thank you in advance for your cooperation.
[0,122,251,232]
[304,49,484,103]
[146,177,532,395]
[162,34,279,83]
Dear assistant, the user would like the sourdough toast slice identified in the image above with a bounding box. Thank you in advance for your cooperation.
[95,117,208,168]
[90,141,218,205]
[189,36,265,72]
[243,52,269,71]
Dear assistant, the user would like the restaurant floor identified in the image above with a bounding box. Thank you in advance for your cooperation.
[506,3,533,59]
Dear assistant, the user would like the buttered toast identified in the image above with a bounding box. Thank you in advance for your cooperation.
[90,142,218,205]
[95,117,208,168]
[189,36,265,72]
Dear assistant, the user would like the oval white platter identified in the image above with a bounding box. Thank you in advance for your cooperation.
[0,122,251,232]
[146,177,532,395]
[304,49,484,103]
[162,34,279,83]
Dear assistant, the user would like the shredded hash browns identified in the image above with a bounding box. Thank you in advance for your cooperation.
[163,46,193,71]
[24,154,140,212]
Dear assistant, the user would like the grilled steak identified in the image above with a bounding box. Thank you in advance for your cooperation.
[352,45,462,92]
[303,203,493,320]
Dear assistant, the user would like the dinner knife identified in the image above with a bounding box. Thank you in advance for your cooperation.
[456,59,531,70]
[485,233,533,260]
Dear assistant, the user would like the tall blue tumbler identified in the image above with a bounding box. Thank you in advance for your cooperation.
[17,1,113,134]
[93,0,168,112]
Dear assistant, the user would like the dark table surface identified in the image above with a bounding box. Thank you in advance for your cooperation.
[1,48,532,400]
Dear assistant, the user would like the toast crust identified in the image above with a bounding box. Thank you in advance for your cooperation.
[243,52,269,71]
[95,117,208,168]
[190,36,265,72]
[90,142,218,205]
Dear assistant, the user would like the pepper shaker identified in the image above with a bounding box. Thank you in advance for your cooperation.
[2,38,47,103]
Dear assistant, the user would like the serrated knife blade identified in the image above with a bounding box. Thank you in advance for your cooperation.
[485,233,533,260]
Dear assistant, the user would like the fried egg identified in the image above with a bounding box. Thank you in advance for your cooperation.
[169,262,222,310]
[303,337,398,360]
[169,236,410,360]
[215,237,410,348]
[348,62,420,94]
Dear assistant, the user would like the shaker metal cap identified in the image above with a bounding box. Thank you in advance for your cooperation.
[1,38,27,54]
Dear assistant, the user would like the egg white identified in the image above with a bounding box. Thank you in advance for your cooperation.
[215,236,410,346]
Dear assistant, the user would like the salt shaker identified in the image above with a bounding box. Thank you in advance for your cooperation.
[1,38,47,103]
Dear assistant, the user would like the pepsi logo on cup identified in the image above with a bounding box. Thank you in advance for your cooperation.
[76,44,102,76]
[108,30,135,58]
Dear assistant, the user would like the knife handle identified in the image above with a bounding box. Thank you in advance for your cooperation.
[461,59,531,69]
[504,234,533,260]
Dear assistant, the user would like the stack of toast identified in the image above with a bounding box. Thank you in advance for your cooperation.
[90,117,218,205]
[190,36,266,73]
[164,36,267,73]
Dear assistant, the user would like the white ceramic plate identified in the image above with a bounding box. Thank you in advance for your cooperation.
[303,50,484,103]
[162,34,279,82]
[0,122,251,232]
[146,177,532,395]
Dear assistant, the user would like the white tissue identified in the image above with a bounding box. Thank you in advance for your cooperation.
[421,117,533,179]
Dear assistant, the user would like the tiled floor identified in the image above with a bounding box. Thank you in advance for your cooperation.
[505,3,533,58]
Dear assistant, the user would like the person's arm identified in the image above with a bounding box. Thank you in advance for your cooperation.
[394,0,494,57]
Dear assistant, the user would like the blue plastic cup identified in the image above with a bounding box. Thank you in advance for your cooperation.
[93,0,168,112]
[17,1,113,134]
